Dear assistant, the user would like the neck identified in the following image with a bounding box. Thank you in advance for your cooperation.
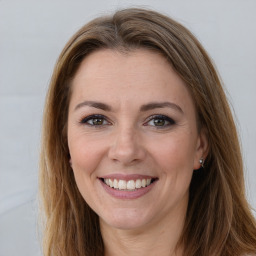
[100,206,186,256]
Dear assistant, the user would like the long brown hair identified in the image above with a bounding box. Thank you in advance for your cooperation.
[39,8,256,256]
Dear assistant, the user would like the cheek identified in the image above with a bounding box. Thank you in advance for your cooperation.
[68,136,106,206]
[68,135,106,177]
[151,133,197,172]
[148,132,197,197]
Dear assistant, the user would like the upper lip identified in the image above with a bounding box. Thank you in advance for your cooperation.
[99,173,158,181]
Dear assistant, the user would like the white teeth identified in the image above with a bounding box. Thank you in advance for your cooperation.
[135,179,141,188]
[109,179,113,188]
[141,179,146,187]
[127,180,135,190]
[118,180,127,190]
[103,178,154,190]
[113,179,118,189]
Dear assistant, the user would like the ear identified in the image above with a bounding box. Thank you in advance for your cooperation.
[69,158,73,167]
[193,127,209,170]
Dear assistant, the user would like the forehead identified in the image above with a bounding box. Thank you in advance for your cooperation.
[70,48,195,113]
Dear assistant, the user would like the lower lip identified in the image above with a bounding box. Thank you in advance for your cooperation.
[99,179,157,199]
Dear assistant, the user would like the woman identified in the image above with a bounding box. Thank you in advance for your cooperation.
[39,8,256,256]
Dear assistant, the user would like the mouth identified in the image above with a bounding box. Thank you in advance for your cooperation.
[99,177,158,191]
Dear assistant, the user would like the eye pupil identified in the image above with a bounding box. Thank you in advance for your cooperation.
[154,119,165,126]
[93,118,103,125]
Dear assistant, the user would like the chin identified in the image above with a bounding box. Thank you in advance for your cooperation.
[100,208,153,230]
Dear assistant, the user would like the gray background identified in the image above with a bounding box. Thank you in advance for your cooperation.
[0,0,255,255]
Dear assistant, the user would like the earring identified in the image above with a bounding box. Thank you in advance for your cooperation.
[199,158,204,168]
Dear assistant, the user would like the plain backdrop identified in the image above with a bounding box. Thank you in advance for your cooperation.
[0,0,255,255]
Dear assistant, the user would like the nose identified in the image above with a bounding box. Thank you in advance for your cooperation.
[108,127,146,165]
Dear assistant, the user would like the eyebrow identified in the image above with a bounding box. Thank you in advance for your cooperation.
[74,101,112,111]
[74,101,183,113]
[140,102,184,113]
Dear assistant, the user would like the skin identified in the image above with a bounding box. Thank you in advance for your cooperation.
[67,49,208,255]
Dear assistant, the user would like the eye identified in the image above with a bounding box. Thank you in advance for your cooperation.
[80,114,110,126]
[145,115,175,128]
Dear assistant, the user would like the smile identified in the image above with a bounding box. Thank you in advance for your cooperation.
[99,176,158,199]
[103,178,155,190]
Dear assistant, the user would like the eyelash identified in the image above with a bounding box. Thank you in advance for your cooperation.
[80,114,110,126]
[79,114,175,128]
[144,115,175,128]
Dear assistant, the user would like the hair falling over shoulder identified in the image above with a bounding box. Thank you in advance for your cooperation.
[39,8,256,256]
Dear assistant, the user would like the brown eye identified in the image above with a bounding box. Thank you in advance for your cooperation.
[145,115,175,128]
[153,118,166,126]
[92,118,104,125]
[80,115,110,126]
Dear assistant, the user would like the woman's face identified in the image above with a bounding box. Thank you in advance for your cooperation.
[67,49,207,230]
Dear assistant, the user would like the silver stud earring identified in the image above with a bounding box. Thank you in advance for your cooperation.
[199,158,204,168]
